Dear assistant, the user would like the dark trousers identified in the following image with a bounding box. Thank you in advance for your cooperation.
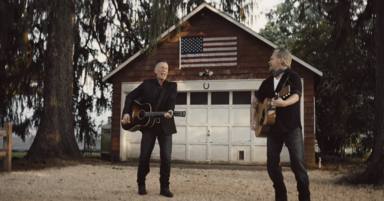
[267,128,310,201]
[137,127,172,188]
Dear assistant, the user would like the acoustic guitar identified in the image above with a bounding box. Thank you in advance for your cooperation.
[121,100,186,131]
[251,85,290,137]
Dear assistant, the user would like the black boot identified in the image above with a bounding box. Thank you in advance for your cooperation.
[160,185,173,198]
[275,192,287,201]
[138,184,147,195]
[274,184,287,201]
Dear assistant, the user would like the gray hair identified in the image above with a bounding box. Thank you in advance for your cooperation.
[154,61,168,70]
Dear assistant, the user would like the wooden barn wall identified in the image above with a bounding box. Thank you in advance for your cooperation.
[110,82,121,161]
[110,8,317,166]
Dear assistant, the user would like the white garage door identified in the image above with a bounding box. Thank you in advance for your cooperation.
[120,80,296,164]
[172,90,276,163]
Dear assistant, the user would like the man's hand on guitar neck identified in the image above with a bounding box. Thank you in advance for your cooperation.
[272,94,300,108]
[121,114,131,124]
[164,110,173,119]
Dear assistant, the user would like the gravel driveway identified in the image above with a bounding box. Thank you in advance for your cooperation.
[0,162,383,201]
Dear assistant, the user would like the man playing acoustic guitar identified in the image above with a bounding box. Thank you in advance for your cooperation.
[255,48,310,201]
[121,61,177,197]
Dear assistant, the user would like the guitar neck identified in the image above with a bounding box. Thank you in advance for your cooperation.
[144,111,185,117]
[145,112,166,117]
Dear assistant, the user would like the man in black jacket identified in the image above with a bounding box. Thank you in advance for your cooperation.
[121,61,177,197]
[256,48,310,201]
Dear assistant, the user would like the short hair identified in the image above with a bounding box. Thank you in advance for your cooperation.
[154,60,168,70]
[273,48,292,68]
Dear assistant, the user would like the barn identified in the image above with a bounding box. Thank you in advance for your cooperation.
[102,3,323,166]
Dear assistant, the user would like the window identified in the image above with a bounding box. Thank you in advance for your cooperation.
[190,92,208,105]
[176,92,187,105]
[211,92,229,105]
[233,91,251,104]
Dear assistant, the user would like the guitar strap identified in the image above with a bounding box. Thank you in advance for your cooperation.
[275,73,290,95]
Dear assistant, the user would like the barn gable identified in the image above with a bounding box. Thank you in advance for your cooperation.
[103,3,322,83]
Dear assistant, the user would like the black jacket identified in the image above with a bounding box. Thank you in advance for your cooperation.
[122,79,178,135]
[256,69,302,133]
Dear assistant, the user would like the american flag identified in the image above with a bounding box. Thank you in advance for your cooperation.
[179,36,238,68]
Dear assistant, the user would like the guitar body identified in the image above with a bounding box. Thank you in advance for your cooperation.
[121,101,153,131]
[252,85,290,137]
[122,100,186,132]
[254,98,276,137]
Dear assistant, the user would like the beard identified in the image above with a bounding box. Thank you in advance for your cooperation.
[270,68,286,77]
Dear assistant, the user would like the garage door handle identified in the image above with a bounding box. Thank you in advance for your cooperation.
[207,130,210,136]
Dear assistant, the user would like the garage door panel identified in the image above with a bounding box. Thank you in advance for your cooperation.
[209,108,229,124]
[231,108,250,125]
[173,145,186,160]
[188,126,207,143]
[175,118,186,125]
[210,145,229,161]
[254,136,267,145]
[253,146,267,163]
[210,126,229,144]
[188,108,208,125]
[189,145,207,161]
[175,116,186,125]
[174,126,186,143]
[128,143,141,158]
[231,127,251,145]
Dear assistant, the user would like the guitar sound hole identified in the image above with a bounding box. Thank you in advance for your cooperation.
[138,110,145,120]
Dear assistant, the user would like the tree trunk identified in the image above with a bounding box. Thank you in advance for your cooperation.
[360,0,384,184]
[27,0,81,160]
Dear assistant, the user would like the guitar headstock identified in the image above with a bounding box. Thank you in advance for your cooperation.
[174,111,186,117]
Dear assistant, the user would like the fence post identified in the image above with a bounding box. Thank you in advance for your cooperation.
[4,122,12,171]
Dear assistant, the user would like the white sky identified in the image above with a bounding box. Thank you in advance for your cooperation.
[250,0,284,31]
[185,0,284,31]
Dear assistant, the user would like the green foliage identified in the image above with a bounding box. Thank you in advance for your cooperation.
[0,0,46,138]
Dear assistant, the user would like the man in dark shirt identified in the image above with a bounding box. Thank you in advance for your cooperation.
[121,61,177,197]
[256,48,310,201]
